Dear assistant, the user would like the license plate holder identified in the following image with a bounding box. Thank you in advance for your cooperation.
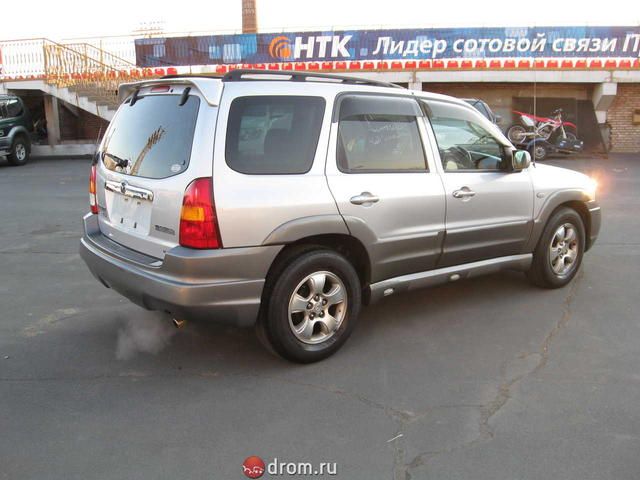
[110,193,152,234]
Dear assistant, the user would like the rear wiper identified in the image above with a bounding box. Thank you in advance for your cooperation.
[102,151,129,169]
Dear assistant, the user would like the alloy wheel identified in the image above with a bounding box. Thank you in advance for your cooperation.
[288,271,347,344]
[15,143,26,161]
[549,223,579,276]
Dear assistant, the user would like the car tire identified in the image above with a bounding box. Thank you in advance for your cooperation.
[530,141,549,161]
[527,207,585,289]
[259,248,361,363]
[506,124,528,144]
[7,136,30,166]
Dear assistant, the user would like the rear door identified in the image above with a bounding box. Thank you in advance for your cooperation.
[95,84,216,259]
[422,99,534,267]
[326,93,446,283]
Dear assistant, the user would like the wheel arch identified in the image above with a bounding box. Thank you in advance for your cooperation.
[559,200,592,251]
[261,233,372,312]
[9,126,31,148]
[525,190,595,253]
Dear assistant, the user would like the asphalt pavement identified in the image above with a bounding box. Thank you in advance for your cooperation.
[0,154,638,480]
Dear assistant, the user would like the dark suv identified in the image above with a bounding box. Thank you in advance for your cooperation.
[462,98,502,125]
[0,95,33,166]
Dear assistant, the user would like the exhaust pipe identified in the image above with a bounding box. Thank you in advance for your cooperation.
[172,318,186,329]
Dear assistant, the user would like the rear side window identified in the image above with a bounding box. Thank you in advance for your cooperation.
[225,96,325,174]
[337,95,427,173]
[101,94,200,179]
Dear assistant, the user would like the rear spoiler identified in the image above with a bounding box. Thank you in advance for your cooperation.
[117,78,223,106]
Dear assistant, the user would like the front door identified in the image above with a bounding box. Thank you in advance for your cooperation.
[423,99,534,267]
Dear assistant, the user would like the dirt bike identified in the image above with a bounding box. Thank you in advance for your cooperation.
[506,109,582,161]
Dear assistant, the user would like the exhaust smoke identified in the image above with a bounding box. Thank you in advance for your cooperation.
[116,312,177,360]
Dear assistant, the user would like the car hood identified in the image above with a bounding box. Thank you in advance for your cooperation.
[528,163,597,220]
[530,163,595,193]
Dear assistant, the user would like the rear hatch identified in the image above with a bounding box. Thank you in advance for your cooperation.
[95,83,214,259]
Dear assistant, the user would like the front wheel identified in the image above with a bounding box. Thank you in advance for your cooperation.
[7,136,30,166]
[259,249,361,363]
[527,207,585,288]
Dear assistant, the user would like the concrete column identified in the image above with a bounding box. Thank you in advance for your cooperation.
[592,82,617,124]
[43,95,60,146]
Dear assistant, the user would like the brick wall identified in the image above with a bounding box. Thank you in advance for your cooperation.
[58,105,109,142]
[608,84,640,153]
[78,110,109,142]
[59,105,77,141]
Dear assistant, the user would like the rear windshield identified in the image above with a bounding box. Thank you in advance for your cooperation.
[101,94,200,178]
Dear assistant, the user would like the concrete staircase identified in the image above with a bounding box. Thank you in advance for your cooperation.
[0,39,138,121]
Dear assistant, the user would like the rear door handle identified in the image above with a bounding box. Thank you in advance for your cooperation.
[452,188,476,199]
[350,192,380,206]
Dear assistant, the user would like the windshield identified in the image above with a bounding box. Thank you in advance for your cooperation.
[101,94,200,179]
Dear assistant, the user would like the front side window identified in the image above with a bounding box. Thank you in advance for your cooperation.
[337,95,426,173]
[225,95,325,174]
[425,100,508,172]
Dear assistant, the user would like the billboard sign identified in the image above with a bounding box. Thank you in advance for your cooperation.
[135,26,640,67]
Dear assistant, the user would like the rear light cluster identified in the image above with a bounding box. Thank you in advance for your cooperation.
[89,164,98,214]
[179,178,222,249]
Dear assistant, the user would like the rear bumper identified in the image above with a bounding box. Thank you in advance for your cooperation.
[79,213,281,327]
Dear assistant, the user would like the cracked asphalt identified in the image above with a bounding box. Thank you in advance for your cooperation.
[1,154,638,480]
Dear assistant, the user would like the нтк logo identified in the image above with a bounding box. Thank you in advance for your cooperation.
[269,36,292,59]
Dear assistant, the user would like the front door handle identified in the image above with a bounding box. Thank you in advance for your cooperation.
[452,187,476,199]
[350,192,380,206]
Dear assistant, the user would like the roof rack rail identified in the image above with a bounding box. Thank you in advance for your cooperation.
[160,73,223,80]
[222,69,404,89]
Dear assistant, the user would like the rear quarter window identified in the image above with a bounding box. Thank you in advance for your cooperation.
[101,94,200,179]
[225,95,325,174]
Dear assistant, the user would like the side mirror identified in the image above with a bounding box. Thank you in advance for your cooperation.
[512,150,531,170]
[494,114,503,125]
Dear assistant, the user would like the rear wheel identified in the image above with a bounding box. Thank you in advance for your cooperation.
[527,207,585,288]
[259,249,361,363]
[506,124,528,144]
[7,136,30,166]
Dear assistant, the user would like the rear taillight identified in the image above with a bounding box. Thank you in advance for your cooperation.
[89,164,98,214]
[179,177,222,249]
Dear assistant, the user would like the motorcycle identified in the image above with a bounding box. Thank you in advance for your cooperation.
[506,109,583,161]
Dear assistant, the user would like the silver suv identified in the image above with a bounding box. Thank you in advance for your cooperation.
[80,71,601,363]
